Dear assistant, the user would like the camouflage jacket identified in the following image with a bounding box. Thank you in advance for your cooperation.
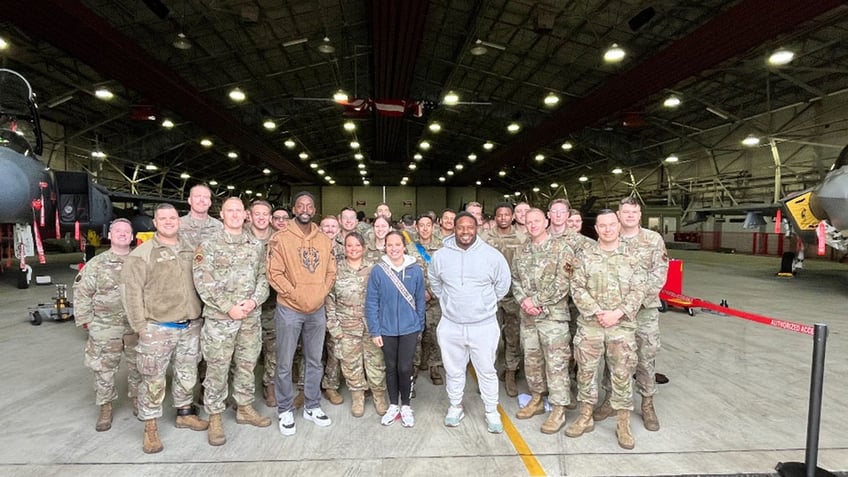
[511,234,574,322]
[73,250,132,337]
[244,226,277,310]
[481,225,527,299]
[620,228,668,308]
[557,229,595,256]
[405,235,443,300]
[193,230,269,321]
[571,240,647,322]
[325,259,374,337]
[179,214,223,249]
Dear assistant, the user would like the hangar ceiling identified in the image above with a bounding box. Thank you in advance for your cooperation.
[0,0,846,206]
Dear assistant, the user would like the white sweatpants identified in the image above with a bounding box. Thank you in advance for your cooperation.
[436,317,501,413]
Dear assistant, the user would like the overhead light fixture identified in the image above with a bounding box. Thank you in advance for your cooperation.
[262,168,271,174]
[742,134,761,146]
[317,169,325,175]
[447,170,455,176]
[94,88,114,100]
[357,163,366,169]
[91,150,107,159]
[299,152,309,160]
[360,170,368,176]
[663,95,681,108]
[514,192,521,196]
[467,153,477,162]
[329,180,336,185]
[333,89,348,103]
[534,153,545,162]
[200,138,213,147]
[256,192,263,197]
[245,190,253,195]
[363,179,370,185]
[408,163,417,170]
[561,141,573,151]
[413,153,423,161]
[209,180,218,186]
[470,44,487,56]
[603,43,626,63]
[498,170,506,177]
[318,36,335,54]
[664,154,679,163]
[550,182,559,188]
[227,151,238,159]
[350,141,360,149]
[429,122,442,132]
[474,39,506,52]
[161,119,175,129]
[173,32,192,50]
[612,167,623,174]
[145,163,158,171]
[543,92,560,106]
[578,175,588,182]
[532,187,540,192]
[443,91,459,105]
[455,163,464,170]
[310,163,318,169]
[343,121,356,131]
[282,38,308,47]
[483,141,494,151]
[226,185,235,190]
[438,176,446,182]
[284,139,296,148]
[228,88,246,102]
[324,176,332,181]
[768,48,795,66]
[402,176,409,182]
[0,37,8,50]
[419,141,430,150]
[263,119,276,130]
[706,106,730,120]
[354,152,364,160]
[475,180,482,186]
[507,122,520,133]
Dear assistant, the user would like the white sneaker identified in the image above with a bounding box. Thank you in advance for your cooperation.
[444,405,464,427]
[485,410,504,434]
[381,404,400,426]
[400,405,415,428]
[303,407,332,427]
[278,410,296,436]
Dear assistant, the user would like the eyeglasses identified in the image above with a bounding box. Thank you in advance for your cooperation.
[549,210,568,216]
[272,215,288,221]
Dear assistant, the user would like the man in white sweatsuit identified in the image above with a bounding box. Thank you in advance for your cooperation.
[429,211,511,433]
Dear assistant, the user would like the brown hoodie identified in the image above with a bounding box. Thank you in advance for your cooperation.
[267,222,337,313]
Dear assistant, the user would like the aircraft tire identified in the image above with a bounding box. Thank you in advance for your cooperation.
[17,268,29,289]
[780,251,794,275]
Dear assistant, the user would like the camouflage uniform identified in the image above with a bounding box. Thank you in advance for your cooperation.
[570,241,646,411]
[557,231,597,369]
[122,236,204,420]
[325,259,386,391]
[363,232,385,264]
[74,250,140,406]
[406,234,444,370]
[193,231,269,415]
[179,214,223,249]
[245,227,279,391]
[321,235,347,393]
[511,235,574,406]
[481,226,527,374]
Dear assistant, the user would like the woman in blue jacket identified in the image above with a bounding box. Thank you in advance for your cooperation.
[365,231,426,427]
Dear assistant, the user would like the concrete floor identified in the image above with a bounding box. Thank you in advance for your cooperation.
[0,249,846,477]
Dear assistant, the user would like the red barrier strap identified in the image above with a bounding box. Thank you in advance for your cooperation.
[660,290,814,336]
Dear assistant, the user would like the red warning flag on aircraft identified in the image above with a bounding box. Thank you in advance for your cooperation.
[774,209,781,234]
[817,221,826,256]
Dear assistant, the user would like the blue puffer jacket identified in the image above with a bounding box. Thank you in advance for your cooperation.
[365,254,426,337]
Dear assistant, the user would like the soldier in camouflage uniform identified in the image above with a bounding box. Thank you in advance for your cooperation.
[364,216,391,263]
[194,197,271,446]
[480,202,527,397]
[546,198,570,238]
[246,201,278,407]
[405,214,444,386]
[319,214,345,405]
[74,218,140,432]
[511,208,574,434]
[593,197,669,431]
[326,232,388,417]
[434,208,456,240]
[565,209,646,450]
[122,203,208,454]
[179,184,223,249]
[513,201,530,235]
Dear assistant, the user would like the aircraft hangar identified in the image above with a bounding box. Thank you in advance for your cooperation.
[0,1,846,476]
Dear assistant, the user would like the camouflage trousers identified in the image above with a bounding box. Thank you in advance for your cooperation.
[414,301,443,370]
[337,331,387,392]
[520,316,572,405]
[599,307,661,397]
[136,319,202,420]
[262,307,305,389]
[201,315,262,415]
[498,299,522,372]
[84,329,140,405]
[573,316,637,411]
[322,332,342,390]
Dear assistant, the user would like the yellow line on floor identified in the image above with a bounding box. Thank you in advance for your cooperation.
[498,404,547,476]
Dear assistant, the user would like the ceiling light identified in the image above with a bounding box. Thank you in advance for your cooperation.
[350,141,360,149]
[324,176,332,181]
[413,153,423,161]
[503,194,510,199]
[402,176,409,182]
[561,141,573,151]
[263,119,277,130]
[317,169,325,175]
[742,134,761,146]
[768,48,795,66]
[262,168,271,174]
[228,88,246,102]
[245,190,253,195]
[475,180,482,186]
[282,38,308,48]
[543,92,560,106]
[507,122,520,133]
[550,183,558,188]
[706,106,730,120]
[578,175,588,182]
[318,36,335,54]
[363,180,370,185]
[94,88,114,100]
[284,139,296,149]
[227,151,238,159]
[603,43,626,63]
[354,153,364,160]
[226,185,235,190]
[310,163,318,169]
[438,176,446,182]
[514,192,521,196]
[443,91,459,105]
[200,138,213,147]
[161,119,175,129]
[498,170,506,177]
[483,142,494,151]
[209,180,218,186]
[145,163,158,171]
[91,150,107,159]
[663,95,681,108]
[532,187,540,192]
[467,153,477,162]
[329,180,336,185]
[419,141,430,150]
[173,32,192,50]
[343,121,356,131]
[664,154,679,163]
[534,154,545,162]
[455,164,464,170]
[360,170,367,176]
[0,38,8,50]
[358,163,366,169]
[470,44,487,56]
[429,122,442,132]
[447,170,454,176]
[408,163,417,170]
[474,39,506,52]
[333,89,348,103]
[256,192,263,197]
[299,152,309,160]
[612,167,623,174]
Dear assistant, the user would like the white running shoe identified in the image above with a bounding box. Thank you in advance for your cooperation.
[303,407,332,427]
[381,404,400,426]
[444,405,465,427]
[400,405,415,428]
[278,410,296,436]
[485,410,504,434]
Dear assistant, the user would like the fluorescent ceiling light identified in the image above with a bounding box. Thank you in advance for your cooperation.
[429,122,442,132]
[483,142,493,151]
[161,119,175,129]
[200,138,213,147]
[578,175,588,182]
[94,88,114,100]
[665,154,679,163]
[343,121,356,131]
[284,139,296,148]
[228,88,246,102]
[467,153,477,162]
[282,38,308,47]
[443,91,459,105]
[173,33,192,50]
[561,141,573,151]
[768,48,795,66]
[534,154,545,162]
[263,120,276,130]
[507,122,520,133]
[742,134,761,146]
[227,151,238,159]
[663,95,681,108]
[543,92,560,106]
[603,43,626,63]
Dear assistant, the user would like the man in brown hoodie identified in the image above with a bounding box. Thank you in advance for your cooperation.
[267,191,337,436]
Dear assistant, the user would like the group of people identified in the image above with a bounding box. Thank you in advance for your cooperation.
[73,184,667,454]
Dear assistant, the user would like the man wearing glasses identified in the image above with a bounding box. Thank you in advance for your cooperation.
[546,198,570,237]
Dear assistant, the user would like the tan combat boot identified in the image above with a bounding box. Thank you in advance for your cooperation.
[540,405,566,434]
[515,392,545,419]
[131,397,139,417]
[95,403,113,432]
[263,383,276,407]
[616,410,635,450]
[236,405,272,427]
[505,370,518,397]
[641,396,660,431]
[293,389,305,409]
[350,390,365,417]
[564,403,595,437]
[592,396,614,421]
[565,390,577,410]
[207,413,226,446]
[324,388,343,405]
[143,419,163,454]
[175,407,209,431]
[430,366,444,385]
[372,389,389,416]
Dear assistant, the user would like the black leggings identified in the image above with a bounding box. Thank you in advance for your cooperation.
[382,333,418,406]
